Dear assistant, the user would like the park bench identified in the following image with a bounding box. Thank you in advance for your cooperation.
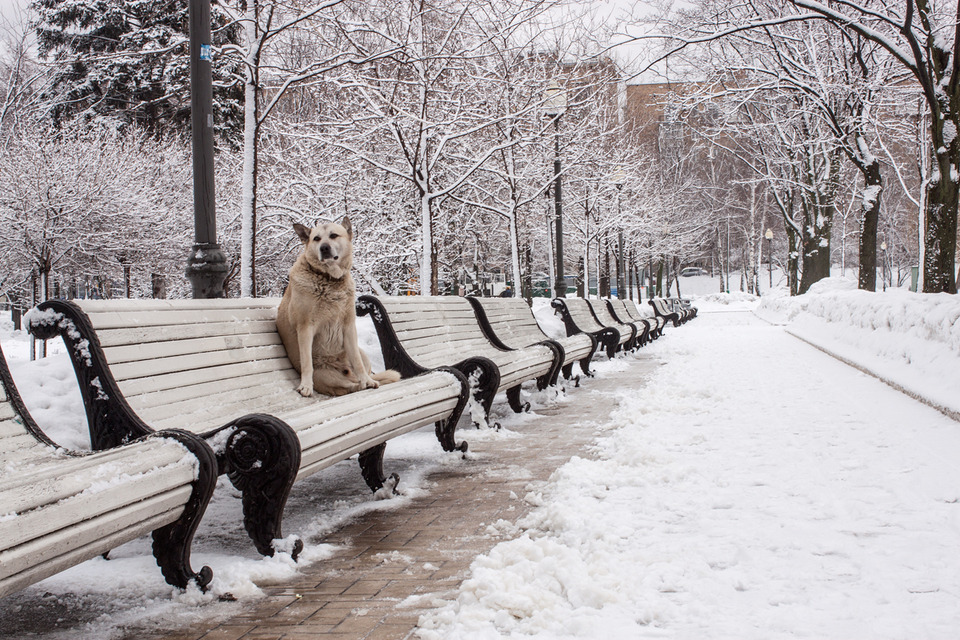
[649,297,682,327]
[677,298,699,319]
[0,343,218,599]
[356,295,560,422]
[549,297,628,358]
[466,296,596,383]
[588,299,641,350]
[27,298,470,560]
[605,298,654,347]
[622,299,666,340]
[649,298,695,327]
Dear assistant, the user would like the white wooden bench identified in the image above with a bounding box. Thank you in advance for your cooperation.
[466,296,596,383]
[356,295,560,422]
[27,298,470,559]
[550,298,628,358]
[0,343,218,598]
[623,299,666,339]
[588,299,640,350]
[650,298,695,326]
[605,298,653,347]
[676,298,699,320]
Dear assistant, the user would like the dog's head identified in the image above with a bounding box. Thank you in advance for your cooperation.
[294,217,353,279]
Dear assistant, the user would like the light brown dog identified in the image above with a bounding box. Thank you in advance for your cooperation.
[277,217,400,397]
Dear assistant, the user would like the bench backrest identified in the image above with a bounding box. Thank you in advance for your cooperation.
[371,296,496,369]
[558,298,606,333]
[0,347,56,476]
[590,299,628,328]
[468,297,550,349]
[73,298,292,432]
[650,298,676,316]
[607,299,643,326]
[624,299,653,322]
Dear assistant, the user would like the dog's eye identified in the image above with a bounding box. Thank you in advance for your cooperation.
[313,236,321,242]
[329,233,339,239]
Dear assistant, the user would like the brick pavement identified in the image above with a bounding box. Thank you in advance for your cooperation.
[150,356,658,640]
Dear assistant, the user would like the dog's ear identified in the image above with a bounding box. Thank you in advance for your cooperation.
[294,223,311,244]
[341,216,353,240]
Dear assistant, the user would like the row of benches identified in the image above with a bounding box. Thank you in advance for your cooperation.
[1,294,694,599]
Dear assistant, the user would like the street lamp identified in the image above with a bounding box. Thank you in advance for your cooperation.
[881,241,887,291]
[544,80,567,298]
[764,228,773,288]
[613,167,626,300]
[185,0,228,298]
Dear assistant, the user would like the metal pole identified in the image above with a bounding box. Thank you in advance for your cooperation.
[553,115,565,298]
[767,238,772,288]
[185,0,228,298]
[616,183,624,299]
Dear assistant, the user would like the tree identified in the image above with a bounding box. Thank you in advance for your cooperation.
[0,124,193,303]
[319,0,564,295]
[31,0,243,140]
[786,0,960,293]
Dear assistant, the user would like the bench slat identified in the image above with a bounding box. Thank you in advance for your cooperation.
[0,493,187,593]
[80,307,278,330]
[107,343,286,380]
[117,356,291,400]
[0,438,191,511]
[97,321,280,352]
[0,472,192,554]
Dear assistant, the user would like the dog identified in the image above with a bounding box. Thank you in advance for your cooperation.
[276,217,401,397]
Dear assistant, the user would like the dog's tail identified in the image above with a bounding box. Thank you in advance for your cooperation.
[372,369,402,385]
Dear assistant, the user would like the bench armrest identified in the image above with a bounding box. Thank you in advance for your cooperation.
[26,299,153,449]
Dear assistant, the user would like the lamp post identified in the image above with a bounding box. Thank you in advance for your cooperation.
[544,80,567,298]
[881,241,887,291]
[185,0,228,299]
[765,228,773,288]
[613,167,625,299]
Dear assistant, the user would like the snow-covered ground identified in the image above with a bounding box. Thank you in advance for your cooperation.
[3,280,960,639]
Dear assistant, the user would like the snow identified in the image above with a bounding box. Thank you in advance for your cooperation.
[419,283,960,639]
[4,281,960,638]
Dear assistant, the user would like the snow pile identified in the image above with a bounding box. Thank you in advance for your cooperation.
[696,290,759,306]
[757,277,960,415]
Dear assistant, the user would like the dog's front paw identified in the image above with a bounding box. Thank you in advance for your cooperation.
[296,383,314,397]
[360,377,380,390]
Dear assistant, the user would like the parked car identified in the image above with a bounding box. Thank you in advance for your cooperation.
[680,267,708,277]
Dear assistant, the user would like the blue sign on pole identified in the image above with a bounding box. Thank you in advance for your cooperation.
[200,44,213,62]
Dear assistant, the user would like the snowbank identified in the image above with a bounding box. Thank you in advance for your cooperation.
[756,277,960,416]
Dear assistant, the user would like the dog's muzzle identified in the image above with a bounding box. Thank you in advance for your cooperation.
[319,243,337,261]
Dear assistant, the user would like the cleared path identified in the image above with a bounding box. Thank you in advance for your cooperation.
[419,310,960,639]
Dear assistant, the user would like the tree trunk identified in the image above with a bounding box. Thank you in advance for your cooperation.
[576,255,584,297]
[508,206,522,300]
[240,6,260,298]
[857,158,882,291]
[788,225,800,296]
[420,190,433,296]
[799,197,834,294]
[922,163,959,293]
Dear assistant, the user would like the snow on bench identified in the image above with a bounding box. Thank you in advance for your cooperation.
[466,296,595,383]
[550,298,629,358]
[0,343,217,599]
[26,298,470,559]
[356,295,560,422]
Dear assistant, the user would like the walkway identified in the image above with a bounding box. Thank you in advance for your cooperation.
[148,353,661,640]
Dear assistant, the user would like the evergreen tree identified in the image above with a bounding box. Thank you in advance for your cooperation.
[31,0,243,142]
